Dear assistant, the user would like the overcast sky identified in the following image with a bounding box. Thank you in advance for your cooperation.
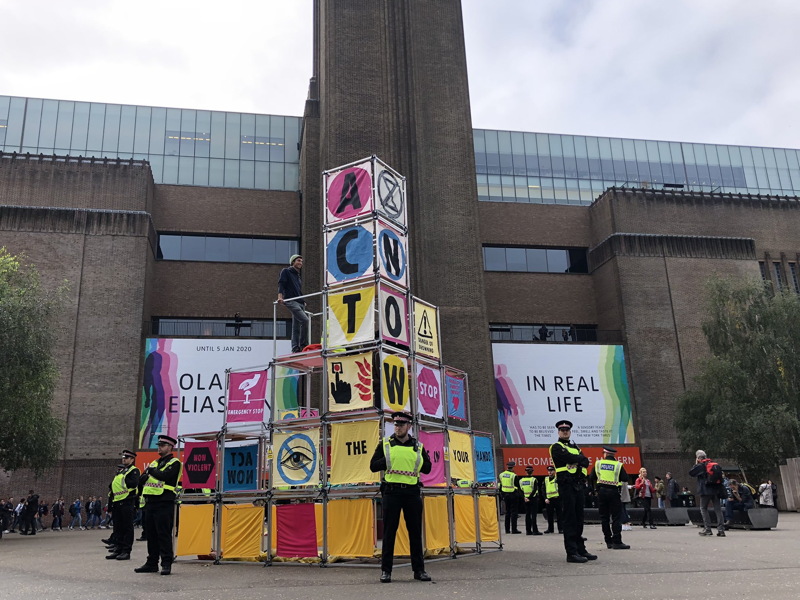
[1,0,798,148]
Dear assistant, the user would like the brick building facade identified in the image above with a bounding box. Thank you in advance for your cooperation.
[2,2,800,500]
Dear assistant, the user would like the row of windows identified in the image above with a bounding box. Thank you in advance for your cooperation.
[157,234,299,264]
[760,261,800,294]
[476,174,791,206]
[483,247,589,273]
[151,317,290,338]
[490,323,599,343]
[0,96,301,191]
[475,130,800,204]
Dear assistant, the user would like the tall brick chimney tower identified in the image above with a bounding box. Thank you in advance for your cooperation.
[300,0,497,436]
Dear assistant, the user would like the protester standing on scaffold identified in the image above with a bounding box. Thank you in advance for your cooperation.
[277,254,309,353]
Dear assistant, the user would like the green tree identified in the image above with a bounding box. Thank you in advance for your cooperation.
[676,276,800,476]
[0,247,66,475]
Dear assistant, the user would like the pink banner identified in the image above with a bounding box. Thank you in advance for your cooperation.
[227,371,268,423]
[276,504,318,557]
[183,441,217,488]
[419,431,446,486]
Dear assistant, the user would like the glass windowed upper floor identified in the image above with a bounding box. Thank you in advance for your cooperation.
[0,95,300,191]
[4,94,800,203]
[474,129,800,205]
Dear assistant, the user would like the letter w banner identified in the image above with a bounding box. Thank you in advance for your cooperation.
[381,351,410,413]
[448,431,474,483]
[329,421,380,485]
[226,370,268,424]
[327,284,376,347]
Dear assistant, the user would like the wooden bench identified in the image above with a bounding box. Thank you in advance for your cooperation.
[687,507,778,530]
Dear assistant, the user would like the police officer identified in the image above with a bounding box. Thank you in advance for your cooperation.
[106,450,141,560]
[135,434,182,576]
[549,419,595,563]
[519,465,543,535]
[543,465,562,533]
[498,461,522,534]
[370,411,432,584]
[589,446,630,550]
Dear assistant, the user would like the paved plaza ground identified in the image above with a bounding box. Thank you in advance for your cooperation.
[1,513,799,600]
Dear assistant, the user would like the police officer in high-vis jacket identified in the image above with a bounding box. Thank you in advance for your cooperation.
[519,465,543,535]
[135,434,182,576]
[543,465,562,533]
[106,450,140,560]
[370,411,432,584]
[549,419,595,563]
[589,446,630,550]
[498,461,522,534]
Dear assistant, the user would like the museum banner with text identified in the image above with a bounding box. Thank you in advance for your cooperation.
[139,338,291,449]
[493,343,634,445]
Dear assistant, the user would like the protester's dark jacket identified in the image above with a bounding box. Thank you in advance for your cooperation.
[278,266,303,303]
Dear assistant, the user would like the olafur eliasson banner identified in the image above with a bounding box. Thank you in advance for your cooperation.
[139,338,290,449]
[493,344,634,445]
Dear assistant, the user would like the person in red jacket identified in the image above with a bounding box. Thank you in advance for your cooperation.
[634,468,657,529]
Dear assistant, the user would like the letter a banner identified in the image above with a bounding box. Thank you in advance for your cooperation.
[325,163,373,225]
[327,352,375,413]
[448,430,474,483]
[412,299,440,360]
[381,351,410,413]
[227,370,269,424]
[327,284,376,347]
[329,421,380,485]
[272,430,320,487]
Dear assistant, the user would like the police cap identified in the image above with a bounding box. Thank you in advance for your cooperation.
[555,419,573,429]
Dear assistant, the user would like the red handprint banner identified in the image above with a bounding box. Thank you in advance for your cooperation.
[327,352,375,413]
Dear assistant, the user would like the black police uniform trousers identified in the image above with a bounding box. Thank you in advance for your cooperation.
[597,485,622,544]
[545,497,561,532]
[524,496,541,534]
[501,492,519,533]
[114,499,135,554]
[381,484,424,574]
[558,479,587,556]
[143,500,175,568]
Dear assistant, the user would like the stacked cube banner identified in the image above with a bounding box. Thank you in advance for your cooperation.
[183,441,217,488]
[272,430,321,487]
[329,421,381,485]
[139,338,291,449]
[493,343,634,445]
[227,370,268,424]
[327,352,374,412]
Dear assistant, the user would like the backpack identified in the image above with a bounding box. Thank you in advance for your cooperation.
[705,460,723,485]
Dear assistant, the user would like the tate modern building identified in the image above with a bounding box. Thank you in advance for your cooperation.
[2,1,800,500]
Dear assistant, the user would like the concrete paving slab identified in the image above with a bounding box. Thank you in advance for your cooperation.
[1,514,799,600]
